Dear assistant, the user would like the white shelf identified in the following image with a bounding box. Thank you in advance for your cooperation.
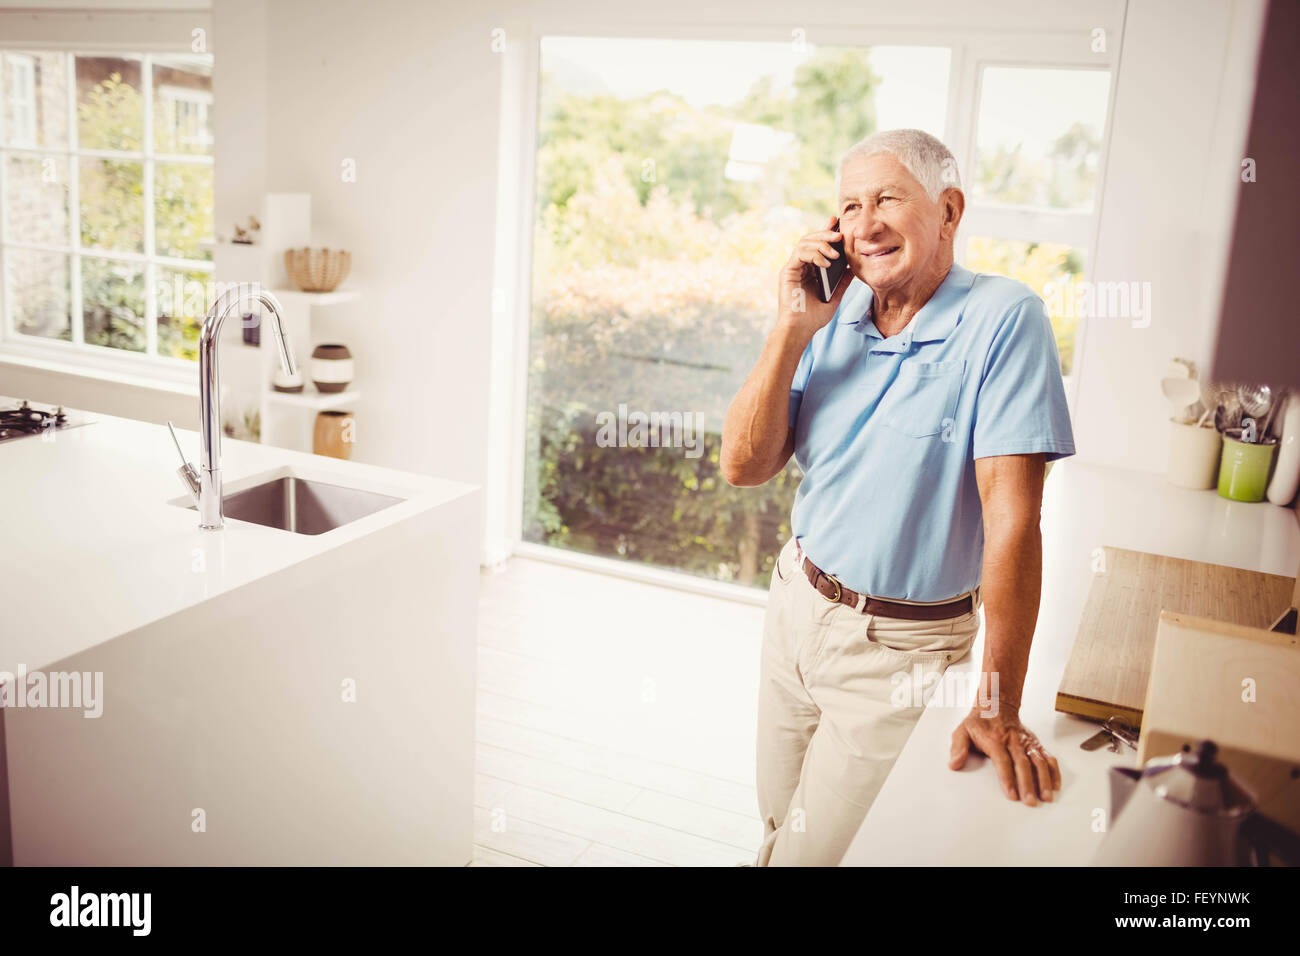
[269,288,360,306]
[265,388,361,410]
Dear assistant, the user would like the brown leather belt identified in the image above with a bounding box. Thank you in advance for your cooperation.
[799,553,973,621]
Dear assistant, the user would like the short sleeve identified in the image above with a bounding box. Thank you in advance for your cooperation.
[789,341,814,428]
[972,296,1076,461]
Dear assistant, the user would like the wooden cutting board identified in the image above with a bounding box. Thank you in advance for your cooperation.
[1055,547,1295,726]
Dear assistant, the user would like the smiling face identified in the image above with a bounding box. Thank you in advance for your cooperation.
[836,151,962,300]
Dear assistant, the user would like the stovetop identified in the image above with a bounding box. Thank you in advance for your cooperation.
[0,400,95,443]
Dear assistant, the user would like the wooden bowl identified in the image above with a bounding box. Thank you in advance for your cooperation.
[284,248,352,293]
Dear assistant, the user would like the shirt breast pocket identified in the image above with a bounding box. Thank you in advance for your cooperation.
[883,359,965,439]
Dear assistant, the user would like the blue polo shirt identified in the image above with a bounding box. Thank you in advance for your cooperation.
[788,262,1075,602]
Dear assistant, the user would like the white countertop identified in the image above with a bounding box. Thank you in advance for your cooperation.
[0,400,477,673]
[841,459,1300,866]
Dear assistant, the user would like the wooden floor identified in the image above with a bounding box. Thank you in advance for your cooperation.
[471,555,767,866]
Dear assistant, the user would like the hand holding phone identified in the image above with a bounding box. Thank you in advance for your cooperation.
[778,216,851,336]
[816,234,849,304]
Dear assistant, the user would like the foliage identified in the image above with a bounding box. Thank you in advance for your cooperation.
[69,70,210,356]
[974,121,1101,210]
[81,257,144,352]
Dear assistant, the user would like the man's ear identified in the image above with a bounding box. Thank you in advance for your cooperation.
[939,188,965,239]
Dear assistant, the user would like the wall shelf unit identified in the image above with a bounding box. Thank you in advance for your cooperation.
[214,193,361,455]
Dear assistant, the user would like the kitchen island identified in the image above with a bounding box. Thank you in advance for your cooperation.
[841,460,1299,866]
[0,402,480,865]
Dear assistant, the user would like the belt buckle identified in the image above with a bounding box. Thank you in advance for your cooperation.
[821,572,843,604]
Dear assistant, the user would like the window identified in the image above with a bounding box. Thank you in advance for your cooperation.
[0,50,214,363]
[961,66,1112,376]
[515,33,1114,590]
[157,83,213,154]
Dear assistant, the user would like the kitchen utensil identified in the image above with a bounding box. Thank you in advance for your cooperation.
[1103,716,1139,751]
[1166,419,1222,488]
[1258,386,1283,441]
[284,248,352,293]
[1161,376,1201,423]
[1080,729,1113,751]
[1196,381,1223,428]
[1266,393,1300,505]
[1218,428,1277,502]
[1079,718,1139,753]
[1092,741,1300,866]
[1214,388,1242,433]
[1238,383,1273,442]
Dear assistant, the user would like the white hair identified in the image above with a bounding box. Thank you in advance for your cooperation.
[835,129,961,201]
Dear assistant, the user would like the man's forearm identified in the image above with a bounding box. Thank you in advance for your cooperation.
[977,518,1042,712]
[721,319,811,485]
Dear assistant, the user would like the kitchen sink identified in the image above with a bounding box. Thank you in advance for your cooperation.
[187,475,404,535]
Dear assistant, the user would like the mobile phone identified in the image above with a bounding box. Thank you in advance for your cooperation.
[816,236,848,303]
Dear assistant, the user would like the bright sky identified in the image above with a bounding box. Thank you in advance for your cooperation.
[542,37,950,137]
[977,66,1111,155]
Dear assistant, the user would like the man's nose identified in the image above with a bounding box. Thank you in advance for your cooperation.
[844,210,883,248]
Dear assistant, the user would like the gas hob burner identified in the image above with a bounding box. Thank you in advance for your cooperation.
[0,400,85,443]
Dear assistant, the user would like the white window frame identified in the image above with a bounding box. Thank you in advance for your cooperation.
[6,53,36,147]
[487,19,1121,587]
[0,49,214,384]
[157,82,213,154]
[955,39,1121,397]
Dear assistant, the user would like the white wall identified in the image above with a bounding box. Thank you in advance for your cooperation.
[249,0,501,491]
[1070,0,1266,474]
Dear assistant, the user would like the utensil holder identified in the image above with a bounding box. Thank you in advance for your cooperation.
[1167,420,1222,489]
[1218,434,1277,502]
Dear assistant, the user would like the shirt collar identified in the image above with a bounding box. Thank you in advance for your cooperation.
[838,263,976,345]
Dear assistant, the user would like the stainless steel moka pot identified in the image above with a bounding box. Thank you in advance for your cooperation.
[1092,740,1300,866]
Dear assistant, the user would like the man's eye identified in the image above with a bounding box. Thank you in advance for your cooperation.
[878,196,895,204]
[842,203,860,214]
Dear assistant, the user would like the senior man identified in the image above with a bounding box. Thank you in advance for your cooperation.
[722,129,1075,867]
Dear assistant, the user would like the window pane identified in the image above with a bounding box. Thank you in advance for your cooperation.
[3,51,70,149]
[524,37,950,586]
[79,158,144,253]
[76,56,143,151]
[152,55,213,155]
[973,67,1110,210]
[5,153,70,245]
[154,162,214,261]
[155,266,210,360]
[965,236,1084,375]
[6,248,70,340]
[82,257,145,352]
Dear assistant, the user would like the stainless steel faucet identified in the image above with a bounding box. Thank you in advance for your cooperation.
[169,284,297,530]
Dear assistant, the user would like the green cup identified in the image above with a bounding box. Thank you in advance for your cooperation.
[1217,434,1277,502]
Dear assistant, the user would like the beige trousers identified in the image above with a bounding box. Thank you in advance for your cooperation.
[755,536,981,866]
